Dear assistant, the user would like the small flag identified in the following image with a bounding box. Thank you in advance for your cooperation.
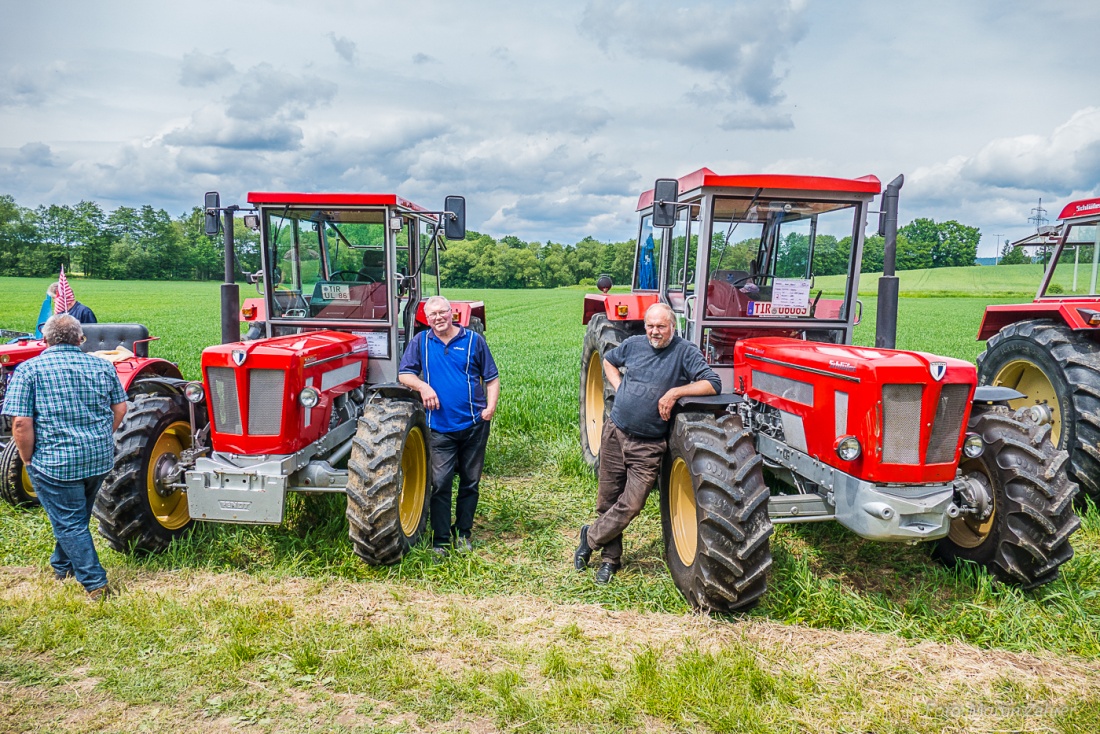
[55,267,75,314]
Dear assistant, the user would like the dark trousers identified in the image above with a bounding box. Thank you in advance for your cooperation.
[429,421,491,546]
[28,466,108,592]
[588,421,666,565]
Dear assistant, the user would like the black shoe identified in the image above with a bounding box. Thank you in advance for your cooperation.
[430,545,450,560]
[574,525,593,571]
[594,562,620,585]
[454,536,473,554]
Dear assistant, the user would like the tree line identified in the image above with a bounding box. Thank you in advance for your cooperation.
[1,193,985,287]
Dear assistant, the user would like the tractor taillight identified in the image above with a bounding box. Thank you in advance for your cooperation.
[616,304,628,317]
[1078,308,1100,326]
[242,306,257,320]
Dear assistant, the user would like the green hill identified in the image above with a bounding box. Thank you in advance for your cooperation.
[817,263,1045,298]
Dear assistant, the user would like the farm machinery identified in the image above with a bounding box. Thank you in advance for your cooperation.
[580,168,1080,612]
[89,190,480,562]
[976,196,1100,504]
[0,324,182,507]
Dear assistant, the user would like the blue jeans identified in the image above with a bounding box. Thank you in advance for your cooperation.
[429,421,491,546]
[27,466,108,592]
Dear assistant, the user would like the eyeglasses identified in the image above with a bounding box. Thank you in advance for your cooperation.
[79,335,87,344]
[425,310,451,320]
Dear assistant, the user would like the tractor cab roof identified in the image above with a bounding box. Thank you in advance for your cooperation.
[1057,196,1100,222]
[636,168,881,211]
[247,192,430,214]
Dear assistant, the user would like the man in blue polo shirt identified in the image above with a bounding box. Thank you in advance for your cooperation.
[2,314,127,600]
[399,296,500,556]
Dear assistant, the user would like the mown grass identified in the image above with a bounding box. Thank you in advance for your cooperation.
[2,274,1099,732]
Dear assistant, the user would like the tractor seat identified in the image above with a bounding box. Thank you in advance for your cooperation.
[80,323,150,357]
[358,249,386,282]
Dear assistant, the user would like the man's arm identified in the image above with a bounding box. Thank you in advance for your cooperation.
[112,402,127,431]
[481,378,500,421]
[657,379,717,421]
[398,372,440,411]
[602,359,623,391]
[12,416,34,464]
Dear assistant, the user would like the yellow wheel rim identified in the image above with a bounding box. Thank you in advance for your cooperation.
[992,359,1062,445]
[398,426,427,537]
[669,457,698,566]
[21,465,36,500]
[946,471,996,549]
[584,350,605,455]
[146,421,191,531]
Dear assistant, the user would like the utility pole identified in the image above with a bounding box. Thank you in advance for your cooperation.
[991,233,1003,264]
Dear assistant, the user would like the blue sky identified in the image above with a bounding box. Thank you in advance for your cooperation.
[1,1,1098,257]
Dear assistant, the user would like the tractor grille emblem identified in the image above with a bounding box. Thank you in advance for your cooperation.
[232,349,247,366]
[929,362,946,381]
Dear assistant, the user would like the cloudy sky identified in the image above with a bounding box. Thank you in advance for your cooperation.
[2,1,1098,257]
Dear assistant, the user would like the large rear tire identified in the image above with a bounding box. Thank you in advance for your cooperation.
[93,394,195,554]
[346,398,432,565]
[933,406,1080,589]
[977,319,1100,503]
[0,440,39,508]
[659,411,772,612]
[579,315,639,470]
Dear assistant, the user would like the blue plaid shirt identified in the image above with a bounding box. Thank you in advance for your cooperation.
[1,344,126,481]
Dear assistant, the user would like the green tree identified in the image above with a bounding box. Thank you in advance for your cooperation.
[998,240,1029,265]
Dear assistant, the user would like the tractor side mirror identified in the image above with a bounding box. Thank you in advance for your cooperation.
[204,192,221,236]
[652,178,678,228]
[444,196,466,240]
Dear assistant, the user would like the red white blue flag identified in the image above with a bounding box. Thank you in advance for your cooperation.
[55,266,75,314]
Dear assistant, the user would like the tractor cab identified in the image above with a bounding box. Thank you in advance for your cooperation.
[243,193,483,384]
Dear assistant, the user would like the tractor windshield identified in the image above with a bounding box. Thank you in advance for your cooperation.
[263,208,391,323]
[703,196,860,322]
[1042,223,1100,297]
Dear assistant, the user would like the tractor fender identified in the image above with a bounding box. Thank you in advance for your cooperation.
[972,385,1026,406]
[672,392,743,417]
[114,358,184,393]
[978,303,1100,341]
[413,299,486,329]
[582,293,658,325]
[126,375,191,400]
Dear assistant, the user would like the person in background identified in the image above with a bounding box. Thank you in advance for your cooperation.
[574,303,721,584]
[46,268,98,327]
[398,295,500,557]
[1,314,126,600]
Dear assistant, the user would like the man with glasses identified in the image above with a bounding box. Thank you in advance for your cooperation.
[398,296,499,556]
[2,314,126,600]
[574,303,720,584]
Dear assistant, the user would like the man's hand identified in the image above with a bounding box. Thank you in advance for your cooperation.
[418,384,441,411]
[481,378,500,422]
[658,389,680,421]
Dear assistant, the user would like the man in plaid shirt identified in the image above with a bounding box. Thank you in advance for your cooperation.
[2,314,127,599]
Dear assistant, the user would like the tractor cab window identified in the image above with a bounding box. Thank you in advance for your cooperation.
[704,196,858,323]
[666,204,699,312]
[1044,224,1100,296]
[265,209,390,323]
[420,219,441,297]
[634,214,660,290]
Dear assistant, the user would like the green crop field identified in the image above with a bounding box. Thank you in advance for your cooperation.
[1,274,1098,733]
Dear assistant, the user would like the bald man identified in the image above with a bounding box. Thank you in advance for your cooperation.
[574,303,720,584]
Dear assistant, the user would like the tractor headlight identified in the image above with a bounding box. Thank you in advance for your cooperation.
[299,387,320,408]
[835,436,862,461]
[184,382,205,404]
[963,433,984,458]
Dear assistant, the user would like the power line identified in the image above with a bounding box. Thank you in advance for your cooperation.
[1029,198,1048,232]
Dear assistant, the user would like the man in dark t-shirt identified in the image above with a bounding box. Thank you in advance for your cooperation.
[574,303,721,584]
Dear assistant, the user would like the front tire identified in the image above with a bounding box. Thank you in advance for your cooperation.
[0,441,39,507]
[346,398,432,565]
[934,406,1080,588]
[94,394,195,553]
[659,412,772,612]
[579,315,639,470]
[977,319,1100,503]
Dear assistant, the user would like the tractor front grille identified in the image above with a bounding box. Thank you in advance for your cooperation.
[926,384,970,464]
[248,369,285,435]
[208,367,243,435]
[882,384,923,464]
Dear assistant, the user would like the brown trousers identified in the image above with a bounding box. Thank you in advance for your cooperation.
[587,420,666,565]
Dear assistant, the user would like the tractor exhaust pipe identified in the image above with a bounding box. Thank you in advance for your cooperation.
[875,174,904,349]
[220,206,240,345]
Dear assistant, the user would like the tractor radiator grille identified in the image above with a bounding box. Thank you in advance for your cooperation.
[926,384,970,464]
[882,384,923,464]
[752,370,814,406]
[248,369,286,435]
[208,367,242,435]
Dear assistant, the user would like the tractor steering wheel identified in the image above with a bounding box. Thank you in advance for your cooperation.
[328,270,375,283]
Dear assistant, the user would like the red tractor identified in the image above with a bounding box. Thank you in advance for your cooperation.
[90,191,480,562]
[580,168,1080,612]
[976,196,1100,504]
[0,325,182,507]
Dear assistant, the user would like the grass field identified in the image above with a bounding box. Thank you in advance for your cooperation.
[1,275,1098,733]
